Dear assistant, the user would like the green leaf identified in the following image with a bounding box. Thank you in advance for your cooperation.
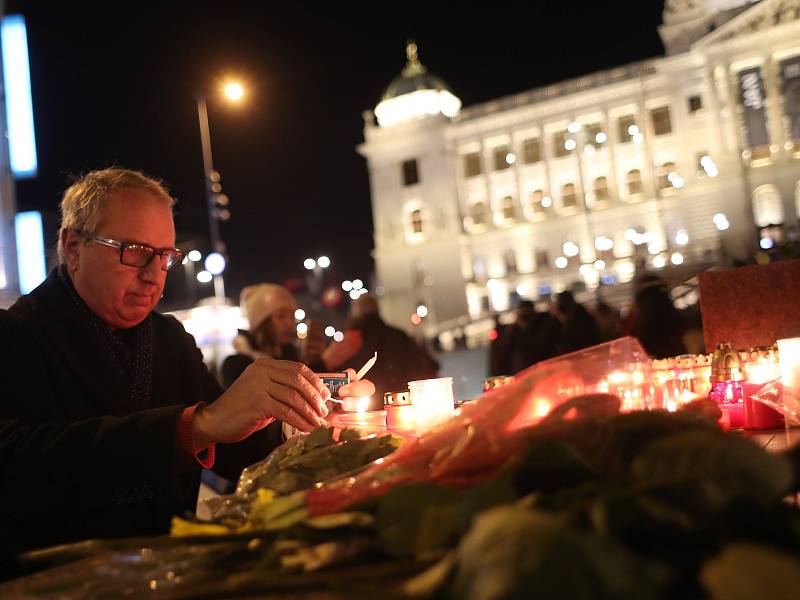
[700,543,800,600]
[376,483,462,558]
[450,505,664,600]
[631,430,793,507]
[305,426,336,449]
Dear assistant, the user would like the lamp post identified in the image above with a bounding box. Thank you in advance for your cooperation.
[195,81,244,304]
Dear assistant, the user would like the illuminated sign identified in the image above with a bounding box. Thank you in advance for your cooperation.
[1,15,38,178]
[14,210,46,294]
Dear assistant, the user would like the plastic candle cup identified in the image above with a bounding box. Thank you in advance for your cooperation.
[409,377,455,435]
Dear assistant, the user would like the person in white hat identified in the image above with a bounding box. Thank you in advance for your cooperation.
[221,283,360,388]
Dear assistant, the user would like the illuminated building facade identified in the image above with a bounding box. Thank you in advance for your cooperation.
[359,0,800,338]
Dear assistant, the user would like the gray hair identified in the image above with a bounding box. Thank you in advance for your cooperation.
[58,167,175,262]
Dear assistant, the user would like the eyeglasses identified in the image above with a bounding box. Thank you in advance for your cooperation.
[77,230,185,272]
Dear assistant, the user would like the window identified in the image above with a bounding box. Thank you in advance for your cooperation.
[657,162,677,190]
[594,235,615,264]
[472,255,487,283]
[618,115,637,142]
[410,209,424,235]
[650,106,672,136]
[493,145,511,171]
[529,189,548,215]
[464,152,482,177]
[553,130,572,158]
[561,183,578,209]
[593,176,609,202]
[522,138,541,164]
[469,201,489,227]
[586,123,604,148]
[504,249,517,274]
[401,159,419,186]
[688,95,703,114]
[752,185,785,227]
[626,169,643,195]
[534,249,550,272]
[499,195,517,222]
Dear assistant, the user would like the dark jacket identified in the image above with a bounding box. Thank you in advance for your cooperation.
[0,270,279,577]
[221,334,325,390]
[346,314,439,408]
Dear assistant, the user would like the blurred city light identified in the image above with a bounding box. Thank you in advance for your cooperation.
[317,255,330,268]
[562,241,579,257]
[324,326,335,337]
[204,252,226,275]
[197,270,212,283]
[188,250,202,262]
[352,279,363,290]
[304,258,316,270]
[342,280,353,291]
[713,213,730,231]
[294,309,305,321]
[333,331,344,342]
[416,304,428,318]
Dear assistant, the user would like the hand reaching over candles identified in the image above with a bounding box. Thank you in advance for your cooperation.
[193,358,332,449]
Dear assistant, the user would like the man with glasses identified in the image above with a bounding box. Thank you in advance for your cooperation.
[0,168,373,577]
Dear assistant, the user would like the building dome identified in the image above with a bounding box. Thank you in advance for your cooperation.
[374,42,461,128]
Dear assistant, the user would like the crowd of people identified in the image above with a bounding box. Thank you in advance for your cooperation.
[489,278,703,377]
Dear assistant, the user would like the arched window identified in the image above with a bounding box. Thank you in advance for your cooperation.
[626,169,643,195]
[410,209,424,234]
[528,189,549,215]
[404,204,428,242]
[593,176,609,202]
[752,185,784,227]
[561,183,578,209]
[657,162,677,190]
[469,201,488,227]
[499,195,517,222]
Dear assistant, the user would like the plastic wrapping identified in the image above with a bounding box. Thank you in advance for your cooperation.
[307,337,652,517]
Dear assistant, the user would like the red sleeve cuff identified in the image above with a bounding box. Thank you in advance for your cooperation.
[177,403,215,469]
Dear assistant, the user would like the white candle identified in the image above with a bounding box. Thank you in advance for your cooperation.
[777,338,800,391]
[409,377,455,435]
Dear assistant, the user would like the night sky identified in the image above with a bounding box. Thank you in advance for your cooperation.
[8,0,665,309]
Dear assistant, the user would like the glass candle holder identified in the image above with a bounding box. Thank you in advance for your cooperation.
[409,377,455,435]
[332,410,387,437]
[385,391,416,435]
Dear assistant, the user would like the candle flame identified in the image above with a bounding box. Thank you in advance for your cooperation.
[354,396,371,413]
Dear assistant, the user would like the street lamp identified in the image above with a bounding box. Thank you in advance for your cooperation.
[196,80,245,304]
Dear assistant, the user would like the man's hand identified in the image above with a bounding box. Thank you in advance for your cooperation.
[193,358,331,449]
[322,330,363,370]
[337,368,376,399]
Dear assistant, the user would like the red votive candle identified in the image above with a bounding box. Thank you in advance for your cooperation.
[742,383,784,430]
[710,381,744,428]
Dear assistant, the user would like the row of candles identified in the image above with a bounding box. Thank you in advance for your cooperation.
[332,377,456,437]
[332,336,800,437]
